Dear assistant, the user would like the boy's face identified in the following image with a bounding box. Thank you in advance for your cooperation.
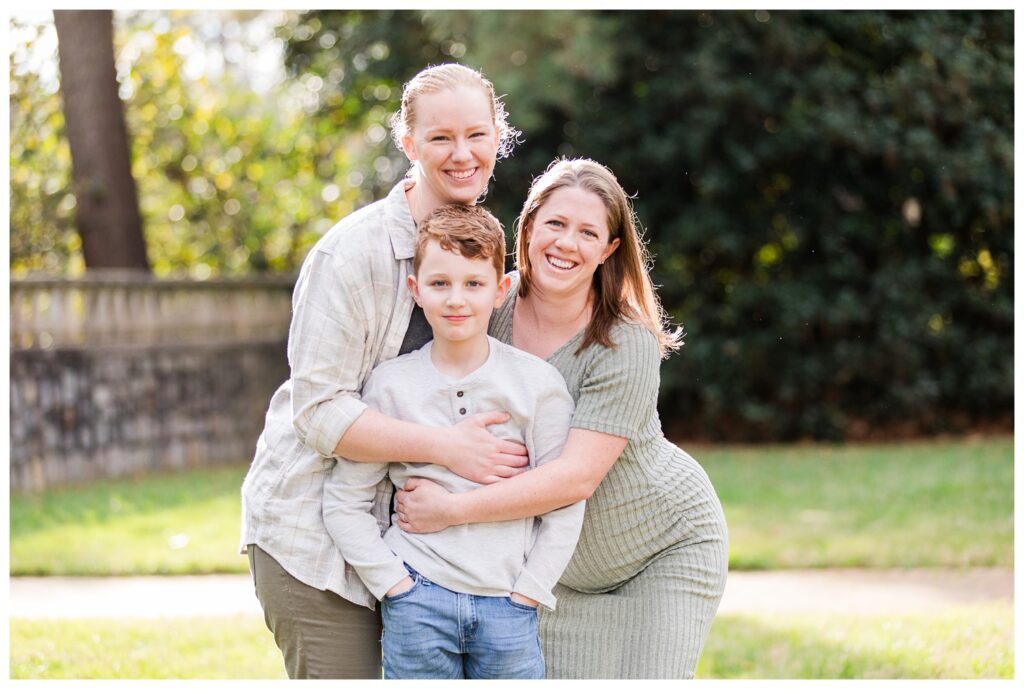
[408,240,510,347]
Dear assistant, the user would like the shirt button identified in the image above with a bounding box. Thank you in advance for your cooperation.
[459,408,467,415]
[457,391,464,397]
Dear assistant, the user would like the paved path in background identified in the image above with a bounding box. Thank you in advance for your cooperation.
[8,567,1012,619]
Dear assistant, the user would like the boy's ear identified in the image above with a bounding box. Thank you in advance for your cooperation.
[407,274,421,304]
[493,272,512,307]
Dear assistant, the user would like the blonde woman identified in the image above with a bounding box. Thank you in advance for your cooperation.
[397,158,729,679]
[240,64,523,679]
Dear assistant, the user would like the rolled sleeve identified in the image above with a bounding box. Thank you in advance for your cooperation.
[304,398,368,459]
[289,247,375,457]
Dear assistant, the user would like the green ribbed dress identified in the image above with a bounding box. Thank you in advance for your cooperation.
[489,277,729,679]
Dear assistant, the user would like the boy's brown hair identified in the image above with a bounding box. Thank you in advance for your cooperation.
[414,204,506,278]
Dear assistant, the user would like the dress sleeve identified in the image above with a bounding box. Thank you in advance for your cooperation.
[288,246,372,457]
[570,324,662,440]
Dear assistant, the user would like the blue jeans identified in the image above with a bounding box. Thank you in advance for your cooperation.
[380,566,545,679]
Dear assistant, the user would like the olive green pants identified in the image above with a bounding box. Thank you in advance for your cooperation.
[248,544,383,679]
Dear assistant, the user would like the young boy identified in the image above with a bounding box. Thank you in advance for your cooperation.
[322,204,584,680]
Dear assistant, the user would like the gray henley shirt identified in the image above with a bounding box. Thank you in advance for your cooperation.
[322,337,584,610]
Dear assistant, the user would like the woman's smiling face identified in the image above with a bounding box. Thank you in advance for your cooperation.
[402,85,499,210]
[526,186,620,299]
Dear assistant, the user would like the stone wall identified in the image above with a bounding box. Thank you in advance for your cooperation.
[10,271,294,491]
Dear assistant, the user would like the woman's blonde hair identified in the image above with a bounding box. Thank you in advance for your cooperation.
[514,158,683,358]
[389,63,519,160]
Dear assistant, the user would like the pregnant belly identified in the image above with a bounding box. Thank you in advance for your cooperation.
[558,440,725,593]
[558,480,696,593]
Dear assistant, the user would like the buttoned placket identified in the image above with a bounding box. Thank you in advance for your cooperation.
[454,386,469,419]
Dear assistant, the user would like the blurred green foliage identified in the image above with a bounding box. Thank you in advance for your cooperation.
[9,18,79,274]
[9,10,1012,440]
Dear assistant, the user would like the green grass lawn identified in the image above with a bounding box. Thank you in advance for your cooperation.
[11,466,247,576]
[10,605,1012,679]
[11,615,287,679]
[9,436,1014,575]
[698,604,1013,679]
[697,436,1013,569]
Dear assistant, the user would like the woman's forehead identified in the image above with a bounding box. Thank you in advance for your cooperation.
[413,85,492,128]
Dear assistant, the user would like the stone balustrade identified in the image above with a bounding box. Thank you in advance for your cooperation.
[11,270,295,350]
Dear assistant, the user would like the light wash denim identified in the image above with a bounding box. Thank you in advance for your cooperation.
[381,566,545,679]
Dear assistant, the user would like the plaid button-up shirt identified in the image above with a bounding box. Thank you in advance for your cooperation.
[240,180,417,609]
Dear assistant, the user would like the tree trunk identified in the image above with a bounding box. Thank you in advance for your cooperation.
[53,10,149,271]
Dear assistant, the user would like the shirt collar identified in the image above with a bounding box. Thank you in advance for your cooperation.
[384,178,416,260]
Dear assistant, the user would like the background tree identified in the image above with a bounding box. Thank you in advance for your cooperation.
[53,10,149,270]
[11,11,362,278]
